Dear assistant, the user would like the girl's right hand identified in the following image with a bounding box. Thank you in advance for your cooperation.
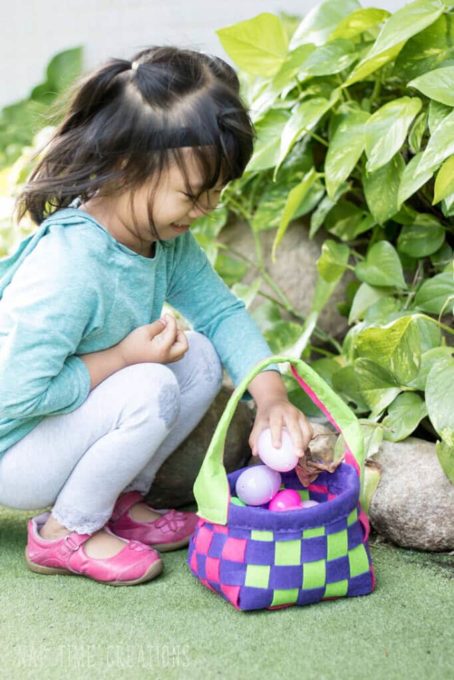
[117,314,189,366]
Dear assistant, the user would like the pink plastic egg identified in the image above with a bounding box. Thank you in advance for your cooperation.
[268,489,302,512]
[257,428,299,472]
[235,466,282,506]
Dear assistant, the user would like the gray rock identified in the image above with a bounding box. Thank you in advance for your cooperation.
[369,438,454,552]
[145,386,253,508]
[219,218,352,340]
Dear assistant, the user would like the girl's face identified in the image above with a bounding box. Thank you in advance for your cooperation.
[127,146,225,242]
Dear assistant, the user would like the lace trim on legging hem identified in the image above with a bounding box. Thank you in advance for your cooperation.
[51,505,113,535]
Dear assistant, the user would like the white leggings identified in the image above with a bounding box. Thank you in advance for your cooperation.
[0,331,223,534]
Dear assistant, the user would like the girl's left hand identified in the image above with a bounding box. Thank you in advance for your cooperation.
[249,397,313,459]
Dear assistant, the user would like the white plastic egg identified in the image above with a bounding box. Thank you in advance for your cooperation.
[257,427,299,472]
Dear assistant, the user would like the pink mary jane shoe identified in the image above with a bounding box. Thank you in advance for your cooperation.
[25,511,163,586]
[107,491,198,552]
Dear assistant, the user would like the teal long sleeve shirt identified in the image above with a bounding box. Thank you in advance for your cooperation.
[0,208,279,460]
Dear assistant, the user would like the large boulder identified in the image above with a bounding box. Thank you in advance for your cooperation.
[369,438,454,552]
[219,219,351,340]
[145,386,253,508]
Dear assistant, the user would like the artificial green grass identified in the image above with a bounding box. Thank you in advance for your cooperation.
[0,505,453,680]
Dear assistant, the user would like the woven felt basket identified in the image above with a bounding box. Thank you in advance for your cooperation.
[187,356,376,612]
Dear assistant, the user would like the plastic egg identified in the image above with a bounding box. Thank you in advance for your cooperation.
[257,427,299,472]
[268,489,302,512]
[301,500,319,508]
[235,466,282,506]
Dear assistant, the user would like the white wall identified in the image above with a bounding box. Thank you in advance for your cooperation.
[1,0,407,108]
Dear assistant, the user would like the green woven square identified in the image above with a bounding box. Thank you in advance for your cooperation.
[303,526,325,538]
[327,530,348,560]
[271,588,299,607]
[275,540,301,566]
[348,543,370,577]
[302,559,326,590]
[245,565,270,588]
[297,489,310,501]
[347,509,358,526]
[324,580,349,598]
[251,530,274,542]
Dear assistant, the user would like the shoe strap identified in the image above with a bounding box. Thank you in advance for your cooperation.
[110,491,145,522]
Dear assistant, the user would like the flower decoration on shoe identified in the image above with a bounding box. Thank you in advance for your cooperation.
[108,491,198,552]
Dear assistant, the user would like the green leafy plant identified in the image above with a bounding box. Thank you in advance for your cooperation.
[211,0,454,483]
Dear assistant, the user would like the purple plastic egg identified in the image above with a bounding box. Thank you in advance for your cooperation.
[235,466,282,506]
[268,489,302,512]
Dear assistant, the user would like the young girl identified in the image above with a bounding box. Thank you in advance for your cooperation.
[0,46,313,586]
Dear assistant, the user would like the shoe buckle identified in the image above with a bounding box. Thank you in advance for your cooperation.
[64,535,81,551]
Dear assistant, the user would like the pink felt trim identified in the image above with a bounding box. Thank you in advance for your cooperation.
[290,367,340,431]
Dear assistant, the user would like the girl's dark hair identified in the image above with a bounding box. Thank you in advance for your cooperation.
[16,45,255,246]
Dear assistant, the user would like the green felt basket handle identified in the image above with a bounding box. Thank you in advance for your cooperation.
[193,355,365,525]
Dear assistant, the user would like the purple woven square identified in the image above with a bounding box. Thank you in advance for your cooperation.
[347,522,364,550]
[196,553,207,579]
[301,536,327,561]
[269,566,303,589]
[245,540,276,565]
[326,556,350,583]
[297,587,326,606]
[240,587,274,611]
[219,559,247,586]
[347,571,374,596]
[208,532,226,559]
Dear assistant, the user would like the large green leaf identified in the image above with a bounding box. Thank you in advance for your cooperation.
[246,109,290,172]
[46,47,83,93]
[289,0,361,48]
[356,241,406,289]
[296,39,358,78]
[271,45,316,93]
[275,95,338,173]
[331,365,370,412]
[354,359,402,416]
[348,283,390,323]
[435,440,454,484]
[328,8,390,41]
[418,109,454,175]
[397,214,445,257]
[407,346,454,391]
[382,392,428,442]
[409,66,454,106]
[271,169,318,259]
[353,315,421,384]
[393,13,454,81]
[426,357,454,441]
[344,0,445,86]
[325,110,370,199]
[316,239,350,282]
[364,97,422,172]
[216,13,289,77]
[414,272,454,315]
[324,199,375,241]
[363,153,405,223]
[398,152,436,204]
[408,111,427,154]
[433,156,454,204]
[428,99,452,134]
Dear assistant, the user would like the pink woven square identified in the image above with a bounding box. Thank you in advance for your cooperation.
[222,537,247,562]
[195,525,213,554]
[213,524,229,534]
[309,483,329,494]
[221,584,241,606]
[201,578,215,592]
[327,493,337,500]
[205,556,220,582]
